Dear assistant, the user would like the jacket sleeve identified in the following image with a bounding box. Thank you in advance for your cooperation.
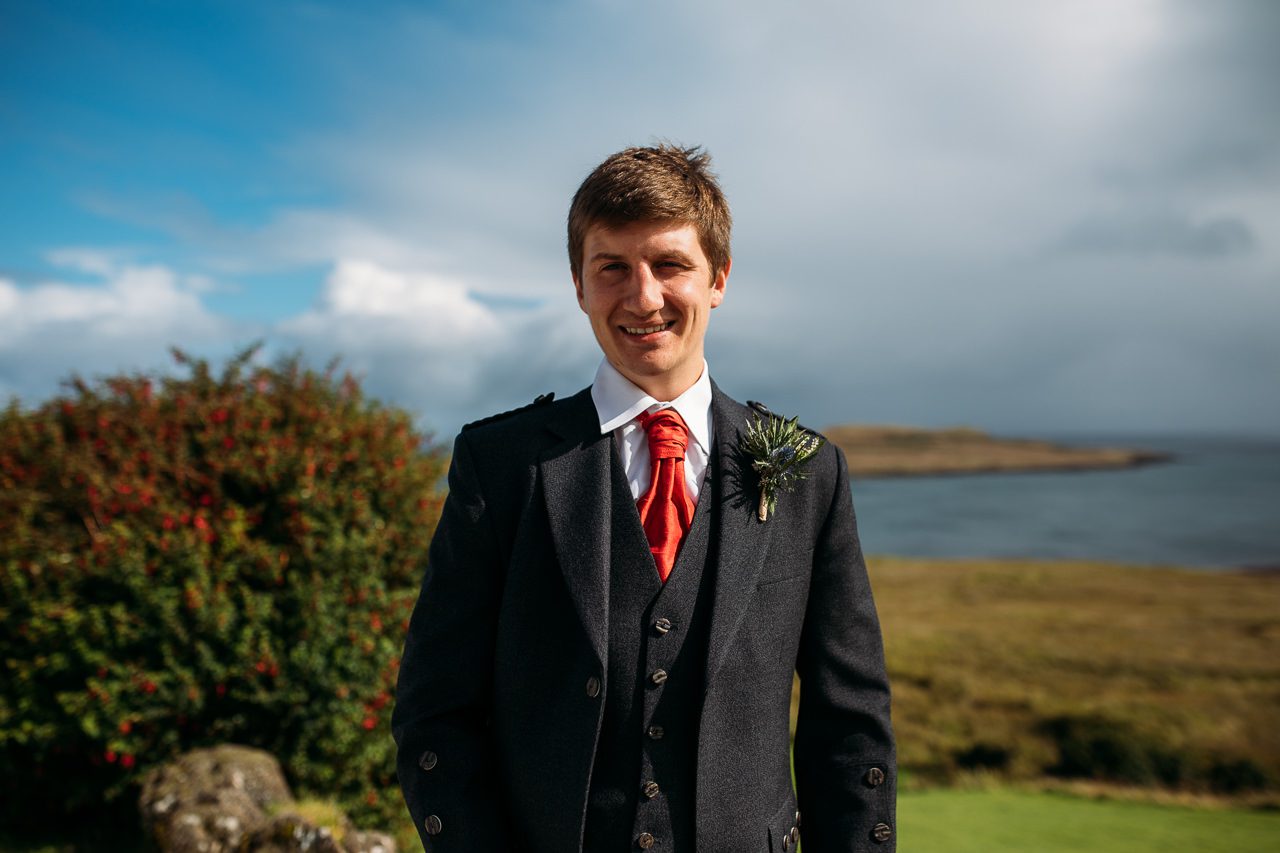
[392,431,513,851]
[793,444,897,852]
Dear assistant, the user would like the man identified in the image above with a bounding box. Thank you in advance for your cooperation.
[393,145,896,852]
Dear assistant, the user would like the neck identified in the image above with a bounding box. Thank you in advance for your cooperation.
[622,365,702,404]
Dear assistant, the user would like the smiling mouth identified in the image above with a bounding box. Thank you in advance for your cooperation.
[622,322,674,335]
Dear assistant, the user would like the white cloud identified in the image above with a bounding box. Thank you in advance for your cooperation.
[0,262,235,402]
[281,260,500,345]
[42,247,126,277]
[0,255,597,435]
[275,258,598,433]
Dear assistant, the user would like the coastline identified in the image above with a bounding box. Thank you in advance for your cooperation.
[824,424,1172,478]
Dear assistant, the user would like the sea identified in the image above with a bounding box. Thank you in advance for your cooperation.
[848,434,1280,570]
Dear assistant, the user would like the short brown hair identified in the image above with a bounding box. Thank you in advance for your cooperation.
[567,144,732,281]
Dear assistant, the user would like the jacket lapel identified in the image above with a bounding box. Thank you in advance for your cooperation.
[538,389,612,668]
[705,382,775,687]
[536,383,776,682]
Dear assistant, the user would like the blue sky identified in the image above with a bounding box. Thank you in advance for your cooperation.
[3,0,1278,437]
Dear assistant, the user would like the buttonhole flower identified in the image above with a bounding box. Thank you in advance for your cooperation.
[740,415,825,522]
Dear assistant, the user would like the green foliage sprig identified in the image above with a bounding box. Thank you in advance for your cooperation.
[740,414,825,521]
[0,345,447,829]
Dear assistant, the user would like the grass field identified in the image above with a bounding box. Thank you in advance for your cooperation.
[898,788,1280,853]
[862,556,1280,796]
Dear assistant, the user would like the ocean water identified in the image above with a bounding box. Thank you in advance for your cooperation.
[848,435,1280,569]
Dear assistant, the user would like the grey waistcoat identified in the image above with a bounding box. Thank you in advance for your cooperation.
[581,446,719,853]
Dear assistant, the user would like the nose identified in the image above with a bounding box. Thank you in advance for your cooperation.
[627,264,664,315]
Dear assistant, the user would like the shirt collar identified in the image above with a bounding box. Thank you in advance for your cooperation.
[591,359,714,455]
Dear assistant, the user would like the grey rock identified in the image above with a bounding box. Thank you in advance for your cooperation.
[345,830,398,853]
[138,745,396,853]
[140,745,292,853]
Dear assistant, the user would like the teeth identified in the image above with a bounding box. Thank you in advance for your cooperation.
[624,324,668,335]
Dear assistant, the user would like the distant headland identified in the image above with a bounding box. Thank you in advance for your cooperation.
[823,424,1172,478]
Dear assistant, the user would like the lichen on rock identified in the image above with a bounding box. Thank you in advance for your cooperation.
[138,745,395,853]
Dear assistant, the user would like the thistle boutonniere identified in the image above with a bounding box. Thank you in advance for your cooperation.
[740,413,826,522]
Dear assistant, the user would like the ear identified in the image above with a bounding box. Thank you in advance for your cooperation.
[709,257,730,309]
[573,271,587,313]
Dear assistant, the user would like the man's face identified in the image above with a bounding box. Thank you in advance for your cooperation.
[574,220,729,401]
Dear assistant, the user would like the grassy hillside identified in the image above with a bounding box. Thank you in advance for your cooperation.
[862,557,1280,799]
[824,424,1169,477]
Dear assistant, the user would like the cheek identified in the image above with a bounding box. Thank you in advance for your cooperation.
[576,285,603,318]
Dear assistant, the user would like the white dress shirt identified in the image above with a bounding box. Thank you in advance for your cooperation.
[590,359,714,503]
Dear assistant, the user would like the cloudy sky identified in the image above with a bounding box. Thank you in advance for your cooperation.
[3,0,1277,438]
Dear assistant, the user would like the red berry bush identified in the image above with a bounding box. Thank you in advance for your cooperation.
[0,348,446,829]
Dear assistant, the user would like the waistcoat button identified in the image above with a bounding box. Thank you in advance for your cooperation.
[650,669,668,685]
[585,676,601,698]
[647,726,665,740]
[636,831,655,849]
[653,617,672,634]
[865,766,886,787]
[642,781,660,799]
[872,822,893,843]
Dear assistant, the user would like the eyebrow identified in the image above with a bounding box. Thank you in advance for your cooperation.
[588,250,697,265]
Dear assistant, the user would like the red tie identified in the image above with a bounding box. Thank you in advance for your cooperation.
[635,408,695,582]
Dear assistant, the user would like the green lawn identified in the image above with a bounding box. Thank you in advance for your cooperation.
[5,788,1278,852]
[898,789,1280,853]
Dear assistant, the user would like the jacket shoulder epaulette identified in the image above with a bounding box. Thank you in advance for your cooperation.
[462,392,556,432]
[746,399,825,440]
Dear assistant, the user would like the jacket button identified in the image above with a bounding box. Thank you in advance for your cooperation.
[586,676,601,698]
[653,617,672,634]
[650,669,668,685]
[642,781,660,799]
[418,750,438,771]
[865,766,886,787]
[872,822,893,843]
[636,832,655,849]
[647,726,665,740]
[424,815,443,835]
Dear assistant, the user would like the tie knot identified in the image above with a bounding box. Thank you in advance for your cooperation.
[637,408,690,460]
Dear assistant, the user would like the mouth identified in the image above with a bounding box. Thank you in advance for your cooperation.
[621,321,674,336]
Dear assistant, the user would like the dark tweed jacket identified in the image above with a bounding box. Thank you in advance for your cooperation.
[392,382,896,852]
